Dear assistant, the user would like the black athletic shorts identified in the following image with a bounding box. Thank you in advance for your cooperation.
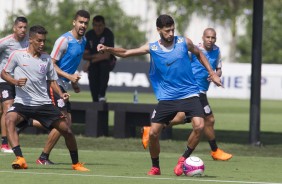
[0,82,15,103]
[48,84,71,113]
[151,96,204,124]
[183,93,213,123]
[199,93,213,116]
[8,103,65,130]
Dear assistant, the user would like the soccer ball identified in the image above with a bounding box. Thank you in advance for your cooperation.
[183,156,205,176]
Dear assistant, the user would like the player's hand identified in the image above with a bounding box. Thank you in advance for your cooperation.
[70,73,81,83]
[61,93,70,101]
[209,73,223,87]
[17,78,27,86]
[97,44,106,53]
[71,82,80,93]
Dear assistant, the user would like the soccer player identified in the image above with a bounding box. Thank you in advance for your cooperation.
[34,10,90,165]
[0,17,29,153]
[141,28,233,161]
[97,14,222,176]
[1,25,89,171]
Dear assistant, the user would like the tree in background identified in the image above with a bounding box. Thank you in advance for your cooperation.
[0,0,146,54]
[236,0,282,64]
[154,0,252,63]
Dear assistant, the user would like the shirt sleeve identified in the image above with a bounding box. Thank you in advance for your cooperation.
[46,57,58,81]
[50,36,68,61]
[4,51,18,73]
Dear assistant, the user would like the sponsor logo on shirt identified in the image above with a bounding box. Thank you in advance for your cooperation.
[100,37,105,44]
[22,54,30,58]
[177,37,184,43]
[151,45,158,51]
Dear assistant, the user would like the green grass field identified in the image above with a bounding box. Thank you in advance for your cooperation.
[1,92,282,184]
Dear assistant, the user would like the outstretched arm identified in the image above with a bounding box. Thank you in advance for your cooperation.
[97,44,149,58]
[186,37,222,87]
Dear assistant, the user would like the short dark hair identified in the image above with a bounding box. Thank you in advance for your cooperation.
[156,14,174,28]
[29,25,48,37]
[93,15,105,24]
[74,10,90,20]
[14,16,28,25]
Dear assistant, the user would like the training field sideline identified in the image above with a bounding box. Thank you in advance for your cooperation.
[1,93,282,183]
[1,135,282,184]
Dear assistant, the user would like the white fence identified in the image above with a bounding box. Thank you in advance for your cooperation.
[208,63,282,100]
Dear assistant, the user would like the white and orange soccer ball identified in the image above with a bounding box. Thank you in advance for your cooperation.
[183,156,205,176]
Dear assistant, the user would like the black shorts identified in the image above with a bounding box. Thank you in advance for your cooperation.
[183,93,213,123]
[199,93,213,116]
[0,82,15,103]
[7,103,65,130]
[151,96,204,124]
[48,84,71,113]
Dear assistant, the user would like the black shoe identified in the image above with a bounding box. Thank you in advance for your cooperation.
[36,158,55,165]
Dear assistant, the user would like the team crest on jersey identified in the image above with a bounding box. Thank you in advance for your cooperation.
[39,63,47,74]
[177,37,184,43]
[151,45,158,51]
[100,37,105,44]
[57,99,65,108]
[2,90,9,99]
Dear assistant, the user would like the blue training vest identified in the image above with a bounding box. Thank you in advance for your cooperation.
[191,44,221,91]
[56,32,86,82]
[149,36,199,101]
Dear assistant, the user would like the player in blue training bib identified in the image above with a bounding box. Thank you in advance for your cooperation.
[97,15,222,176]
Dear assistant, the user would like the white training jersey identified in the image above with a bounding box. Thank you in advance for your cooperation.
[0,34,29,82]
[4,48,58,106]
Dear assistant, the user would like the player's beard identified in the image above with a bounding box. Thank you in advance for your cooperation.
[160,33,173,45]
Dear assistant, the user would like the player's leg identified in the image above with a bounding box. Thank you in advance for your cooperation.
[174,116,204,176]
[98,61,110,101]
[1,99,14,153]
[147,122,164,175]
[37,85,72,164]
[0,83,15,153]
[174,97,204,176]
[36,128,60,165]
[204,114,233,160]
[36,110,69,165]
[5,109,28,169]
[52,118,89,171]
[199,93,232,161]
[141,112,187,149]
[88,63,100,102]
[147,101,176,175]
[35,104,89,171]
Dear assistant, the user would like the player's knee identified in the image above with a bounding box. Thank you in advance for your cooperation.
[5,116,15,129]
[205,115,215,126]
[193,120,204,133]
[61,127,73,137]
[149,129,159,140]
